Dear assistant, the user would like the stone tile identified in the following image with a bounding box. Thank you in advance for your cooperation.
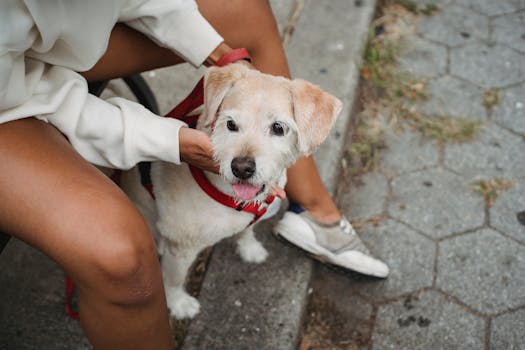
[399,36,447,79]
[372,290,485,350]
[417,5,489,47]
[450,43,525,88]
[388,168,485,239]
[339,171,388,220]
[444,123,525,178]
[0,240,90,350]
[490,181,525,244]
[491,308,525,350]
[437,228,525,314]
[418,75,487,120]
[346,219,435,301]
[492,10,525,53]
[379,130,440,177]
[492,83,525,134]
[456,0,525,16]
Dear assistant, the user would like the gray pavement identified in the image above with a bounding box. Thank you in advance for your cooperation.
[321,0,525,349]
[1,0,525,349]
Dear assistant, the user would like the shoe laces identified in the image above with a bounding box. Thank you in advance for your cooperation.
[338,217,370,255]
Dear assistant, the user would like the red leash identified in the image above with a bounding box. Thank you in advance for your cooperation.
[66,48,272,320]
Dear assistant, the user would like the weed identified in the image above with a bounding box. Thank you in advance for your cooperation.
[470,178,513,207]
[483,89,500,110]
[398,108,481,143]
[382,0,440,15]
[351,2,479,176]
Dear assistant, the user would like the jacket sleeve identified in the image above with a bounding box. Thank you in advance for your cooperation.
[0,58,187,170]
[120,0,224,67]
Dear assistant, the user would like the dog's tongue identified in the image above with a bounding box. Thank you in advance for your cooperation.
[232,183,262,200]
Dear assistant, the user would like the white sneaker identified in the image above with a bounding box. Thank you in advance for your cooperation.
[273,210,389,278]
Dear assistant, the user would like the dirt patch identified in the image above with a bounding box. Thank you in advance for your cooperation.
[299,290,373,350]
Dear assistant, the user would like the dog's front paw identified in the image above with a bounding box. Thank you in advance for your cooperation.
[237,238,268,263]
[166,287,200,319]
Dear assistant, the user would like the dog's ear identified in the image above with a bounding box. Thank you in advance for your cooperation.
[290,79,342,155]
[202,63,248,129]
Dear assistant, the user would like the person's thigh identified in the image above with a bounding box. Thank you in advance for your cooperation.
[0,117,156,282]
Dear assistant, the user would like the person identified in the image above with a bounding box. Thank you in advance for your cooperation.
[0,0,388,348]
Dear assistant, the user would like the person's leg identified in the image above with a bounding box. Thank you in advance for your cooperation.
[0,118,173,349]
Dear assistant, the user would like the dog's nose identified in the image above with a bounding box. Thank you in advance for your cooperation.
[231,157,256,179]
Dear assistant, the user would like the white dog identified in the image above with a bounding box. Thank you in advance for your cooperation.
[121,63,341,319]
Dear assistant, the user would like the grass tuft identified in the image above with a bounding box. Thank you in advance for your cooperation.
[483,89,500,110]
[470,178,513,207]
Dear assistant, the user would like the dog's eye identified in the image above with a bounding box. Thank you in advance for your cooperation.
[271,122,285,136]
[227,120,238,132]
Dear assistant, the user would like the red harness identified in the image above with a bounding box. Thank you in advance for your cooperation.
[66,48,274,320]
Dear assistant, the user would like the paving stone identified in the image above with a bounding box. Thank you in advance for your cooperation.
[437,228,525,314]
[492,10,525,53]
[346,219,435,301]
[339,171,388,221]
[399,36,447,79]
[372,290,485,350]
[0,239,90,350]
[418,75,487,120]
[444,123,525,178]
[417,4,489,47]
[388,168,485,239]
[491,308,525,350]
[379,130,440,177]
[455,0,525,16]
[490,181,525,244]
[492,83,525,134]
[450,43,525,88]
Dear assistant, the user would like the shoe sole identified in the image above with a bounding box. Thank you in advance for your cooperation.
[273,213,389,278]
[273,233,385,279]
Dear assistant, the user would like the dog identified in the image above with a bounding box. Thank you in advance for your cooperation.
[121,63,341,319]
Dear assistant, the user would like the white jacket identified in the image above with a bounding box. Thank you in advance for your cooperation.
[0,0,223,168]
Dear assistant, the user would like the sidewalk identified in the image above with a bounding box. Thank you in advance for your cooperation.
[302,1,525,349]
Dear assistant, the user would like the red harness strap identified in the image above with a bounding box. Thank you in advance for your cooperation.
[188,165,275,225]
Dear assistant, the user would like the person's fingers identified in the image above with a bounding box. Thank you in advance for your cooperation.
[178,127,219,173]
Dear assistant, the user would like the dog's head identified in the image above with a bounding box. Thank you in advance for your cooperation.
[199,63,342,202]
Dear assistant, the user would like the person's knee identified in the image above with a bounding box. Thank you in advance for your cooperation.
[77,200,162,306]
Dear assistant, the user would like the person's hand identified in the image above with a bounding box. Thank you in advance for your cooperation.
[178,127,219,173]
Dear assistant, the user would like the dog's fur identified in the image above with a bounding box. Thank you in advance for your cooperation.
[121,63,341,319]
